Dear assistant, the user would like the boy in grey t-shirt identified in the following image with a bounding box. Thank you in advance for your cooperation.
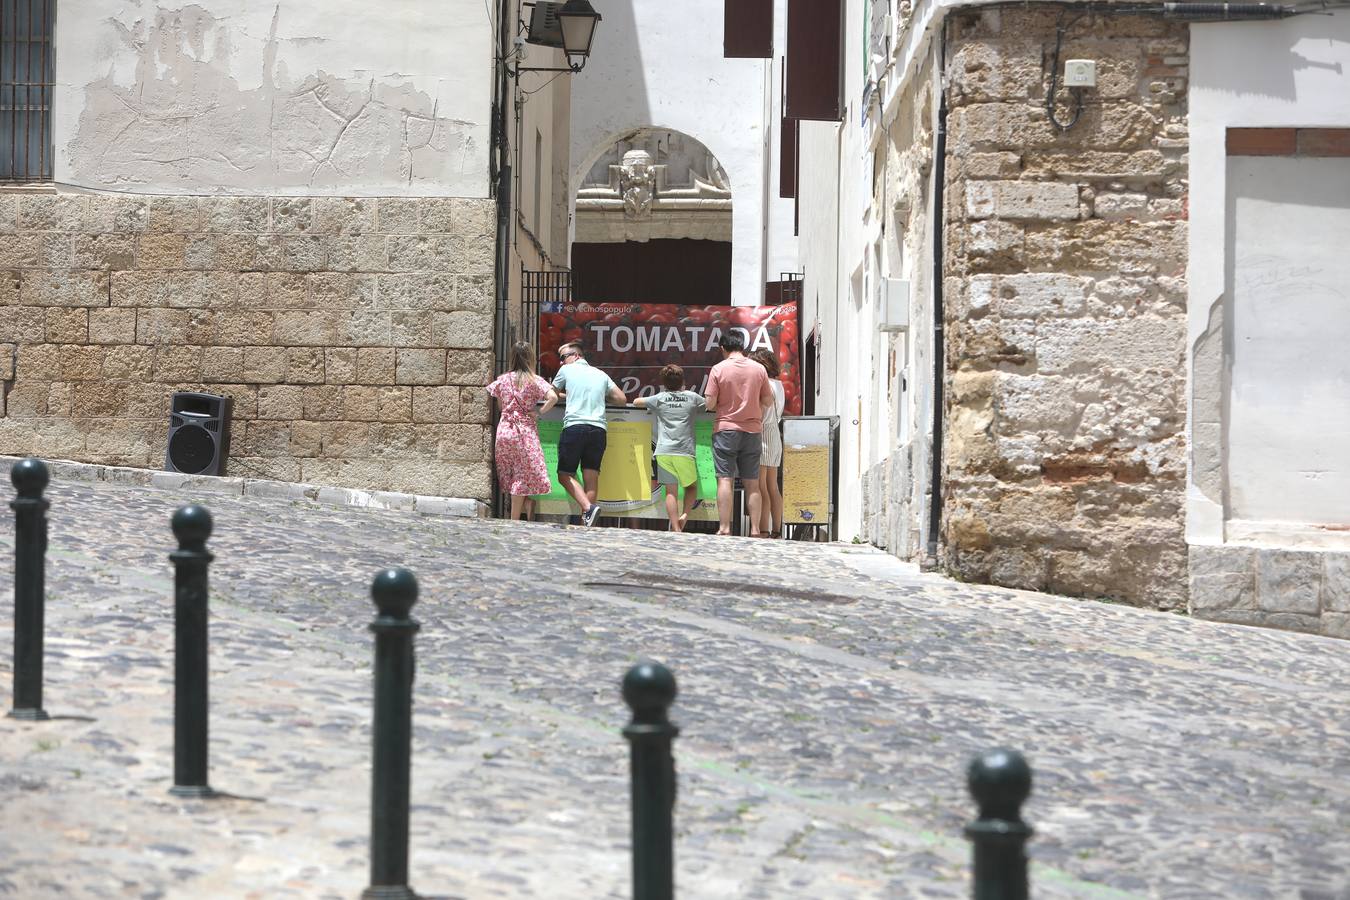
[633,364,706,532]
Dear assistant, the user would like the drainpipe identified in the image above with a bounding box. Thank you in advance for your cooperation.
[491,0,513,518]
[925,24,948,562]
[493,0,513,378]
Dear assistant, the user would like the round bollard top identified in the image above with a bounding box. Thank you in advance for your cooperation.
[371,567,418,619]
[11,457,49,498]
[622,661,677,716]
[967,748,1032,821]
[171,504,213,547]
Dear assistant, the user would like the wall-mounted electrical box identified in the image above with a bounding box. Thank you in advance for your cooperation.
[879,278,910,332]
[1063,59,1097,88]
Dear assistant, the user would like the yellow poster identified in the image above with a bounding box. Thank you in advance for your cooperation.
[782,445,829,524]
[596,420,653,502]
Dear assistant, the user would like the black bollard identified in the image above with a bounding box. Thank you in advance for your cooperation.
[169,505,215,798]
[364,567,420,900]
[622,661,679,900]
[964,748,1033,900]
[8,458,50,721]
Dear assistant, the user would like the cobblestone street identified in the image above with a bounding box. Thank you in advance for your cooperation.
[0,473,1347,899]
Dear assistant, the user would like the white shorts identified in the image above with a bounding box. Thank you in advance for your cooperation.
[760,425,782,467]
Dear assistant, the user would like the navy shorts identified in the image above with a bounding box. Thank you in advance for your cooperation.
[712,429,762,480]
[558,424,607,476]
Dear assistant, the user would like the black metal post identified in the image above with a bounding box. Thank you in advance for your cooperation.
[364,567,419,900]
[169,504,214,798]
[964,748,1033,900]
[8,458,50,721]
[622,661,679,900]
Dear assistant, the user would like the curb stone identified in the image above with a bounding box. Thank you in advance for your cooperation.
[0,456,487,519]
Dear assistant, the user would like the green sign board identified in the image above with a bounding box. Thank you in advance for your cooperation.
[536,419,570,501]
[534,417,720,504]
[693,420,717,501]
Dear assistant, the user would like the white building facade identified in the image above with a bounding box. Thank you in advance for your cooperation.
[1186,19,1350,636]
[567,0,798,307]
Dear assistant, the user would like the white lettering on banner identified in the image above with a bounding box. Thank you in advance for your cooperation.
[661,329,684,353]
[636,327,660,353]
[620,376,641,393]
[582,321,780,360]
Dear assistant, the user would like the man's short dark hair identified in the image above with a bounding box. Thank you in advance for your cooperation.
[659,364,685,391]
[559,341,584,360]
[718,330,745,352]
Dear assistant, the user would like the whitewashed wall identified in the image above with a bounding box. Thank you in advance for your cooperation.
[1189,20,1350,548]
[796,0,866,536]
[797,0,941,544]
[54,0,493,196]
[567,0,798,306]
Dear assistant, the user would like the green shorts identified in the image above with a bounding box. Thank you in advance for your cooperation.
[655,454,697,490]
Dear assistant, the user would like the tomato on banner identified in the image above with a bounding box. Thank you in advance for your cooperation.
[537,302,803,415]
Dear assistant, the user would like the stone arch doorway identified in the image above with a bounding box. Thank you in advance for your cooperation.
[570,127,732,304]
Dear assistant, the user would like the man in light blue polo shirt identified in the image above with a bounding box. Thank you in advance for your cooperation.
[552,341,626,526]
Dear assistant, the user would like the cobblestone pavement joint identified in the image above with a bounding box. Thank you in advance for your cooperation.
[0,469,1347,898]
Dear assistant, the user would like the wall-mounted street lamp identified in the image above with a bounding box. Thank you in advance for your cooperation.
[515,0,603,75]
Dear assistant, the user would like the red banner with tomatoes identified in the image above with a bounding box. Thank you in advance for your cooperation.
[537,302,801,414]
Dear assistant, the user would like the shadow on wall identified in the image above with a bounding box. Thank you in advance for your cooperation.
[1192,21,1345,103]
[566,0,649,196]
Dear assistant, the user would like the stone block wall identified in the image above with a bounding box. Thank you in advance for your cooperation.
[862,453,914,557]
[1190,546,1350,639]
[0,193,496,499]
[940,11,1189,608]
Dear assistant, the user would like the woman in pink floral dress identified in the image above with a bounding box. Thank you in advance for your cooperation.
[487,342,559,520]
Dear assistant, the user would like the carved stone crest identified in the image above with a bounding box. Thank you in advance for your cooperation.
[620,149,656,219]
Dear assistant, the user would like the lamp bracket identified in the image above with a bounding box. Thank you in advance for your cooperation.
[510,61,585,77]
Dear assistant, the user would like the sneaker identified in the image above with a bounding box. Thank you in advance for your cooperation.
[582,505,601,527]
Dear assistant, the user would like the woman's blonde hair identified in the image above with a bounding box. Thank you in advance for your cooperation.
[509,341,536,384]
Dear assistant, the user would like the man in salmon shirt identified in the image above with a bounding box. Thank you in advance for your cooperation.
[704,329,774,537]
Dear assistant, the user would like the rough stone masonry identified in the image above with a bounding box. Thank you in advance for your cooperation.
[0,193,496,500]
[940,10,1190,609]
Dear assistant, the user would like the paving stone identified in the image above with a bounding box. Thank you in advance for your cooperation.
[0,474,1345,899]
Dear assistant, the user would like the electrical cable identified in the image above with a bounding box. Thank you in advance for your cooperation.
[521,70,566,97]
[1045,10,1087,132]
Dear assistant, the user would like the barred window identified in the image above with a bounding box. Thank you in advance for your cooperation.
[1,0,55,183]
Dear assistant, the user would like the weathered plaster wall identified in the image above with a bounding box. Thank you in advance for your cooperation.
[567,0,798,306]
[0,193,496,498]
[940,10,1189,609]
[55,1,491,196]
